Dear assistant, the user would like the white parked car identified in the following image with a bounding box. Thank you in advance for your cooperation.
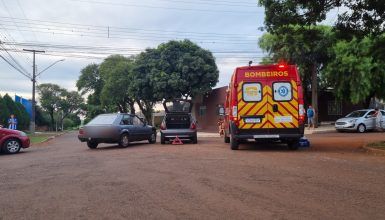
[335,109,385,133]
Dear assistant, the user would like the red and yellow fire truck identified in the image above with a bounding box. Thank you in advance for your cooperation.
[223,64,305,150]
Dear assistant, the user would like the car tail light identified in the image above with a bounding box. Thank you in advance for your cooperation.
[190,122,197,130]
[160,121,167,130]
[79,128,85,135]
[299,104,305,124]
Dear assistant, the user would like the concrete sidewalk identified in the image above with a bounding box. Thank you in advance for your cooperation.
[305,123,336,134]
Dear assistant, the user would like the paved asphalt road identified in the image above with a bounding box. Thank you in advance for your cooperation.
[1,131,385,220]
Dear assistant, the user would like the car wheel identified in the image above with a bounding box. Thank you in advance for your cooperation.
[192,134,198,144]
[357,124,366,133]
[148,131,156,144]
[160,133,165,144]
[230,133,239,150]
[287,139,299,150]
[2,138,21,154]
[119,133,130,148]
[87,141,98,149]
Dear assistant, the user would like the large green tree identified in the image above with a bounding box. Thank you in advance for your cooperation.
[0,95,10,127]
[57,90,84,130]
[259,0,385,110]
[154,40,219,99]
[77,63,107,120]
[38,83,64,130]
[99,55,136,114]
[324,37,385,106]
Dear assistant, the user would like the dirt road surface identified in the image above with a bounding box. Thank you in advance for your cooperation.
[1,131,385,220]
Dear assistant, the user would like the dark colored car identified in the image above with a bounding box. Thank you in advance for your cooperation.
[0,128,30,154]
[160,99,197,144]
[78,113,156,149]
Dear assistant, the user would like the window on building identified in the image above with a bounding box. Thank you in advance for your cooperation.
[328,101,342,115]
[199,106,207,116]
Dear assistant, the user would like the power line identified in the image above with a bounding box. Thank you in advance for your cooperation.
[0,0,27,42]
[120,0,258,7]
[0,26,259,45]
[0,26,33,65]
[0,54,31,79]
[0,16,260,38]
[16,0,38,41]
[0,44,30,76]
[70,0,260,14]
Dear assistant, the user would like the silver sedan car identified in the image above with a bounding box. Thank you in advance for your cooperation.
[335,109,385,133]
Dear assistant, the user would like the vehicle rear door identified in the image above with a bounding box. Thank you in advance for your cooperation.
[238,80,269,131]
[269,80,299,130]
[120,114,136,140]
[132,116,150,141]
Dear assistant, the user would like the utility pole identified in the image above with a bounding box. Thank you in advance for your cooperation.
[23,49,45,134]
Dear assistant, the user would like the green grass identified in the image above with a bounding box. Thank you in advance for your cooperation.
[27,133,59,144]
[367,141,385,150]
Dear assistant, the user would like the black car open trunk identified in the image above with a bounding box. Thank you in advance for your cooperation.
[165,113,191,129]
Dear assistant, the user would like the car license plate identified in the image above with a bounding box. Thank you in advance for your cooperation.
[244,118,261,123]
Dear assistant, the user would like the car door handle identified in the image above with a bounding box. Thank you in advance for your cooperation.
[273,104,278,112]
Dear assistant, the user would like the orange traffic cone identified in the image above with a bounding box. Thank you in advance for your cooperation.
[172,136,183,145]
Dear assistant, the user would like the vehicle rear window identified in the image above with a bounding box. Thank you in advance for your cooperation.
[164,100,192,113]
[87,115,117,125]
[273,82,292,102]
[243,83,262,102]
[346,111,367,118]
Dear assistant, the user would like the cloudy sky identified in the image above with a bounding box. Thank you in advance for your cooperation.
[0,0,338,101]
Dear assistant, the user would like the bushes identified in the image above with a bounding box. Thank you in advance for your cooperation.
[0,94,30,130]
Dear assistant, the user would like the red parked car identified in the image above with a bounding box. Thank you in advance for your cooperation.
[0,128,30,154]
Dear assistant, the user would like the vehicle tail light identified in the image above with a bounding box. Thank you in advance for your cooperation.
[299,104,305,124]
[190,122,197,130]
[160,121,167,130]
[232,106,238,119]
[79,128,84,135]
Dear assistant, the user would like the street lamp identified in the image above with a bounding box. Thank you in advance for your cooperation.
[24,54,65,134]
[37,59,65,76]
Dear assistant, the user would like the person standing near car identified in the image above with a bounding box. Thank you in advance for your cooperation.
[8,114,18,130]
[373,108,383,131]
[307,105,315,130]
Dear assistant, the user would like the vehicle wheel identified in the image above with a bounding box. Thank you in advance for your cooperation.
[224,130,230,143]
[357,124,366,133]
[148,131,156,144]
[87,141,98,149]
[192,134,198,144]
[230,133,239,150]
[287,139,299,150]
[2,139,21,154]
[119,133,130,148]
[160,134,165,144]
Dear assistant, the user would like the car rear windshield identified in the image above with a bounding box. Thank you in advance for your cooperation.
[87,114,117,125]
[164,100,192,113]
[346,111,367,118]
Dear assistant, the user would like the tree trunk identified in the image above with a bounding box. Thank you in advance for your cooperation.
[311,62,319,128]
[49,110,55,131]
[136,100,153,123]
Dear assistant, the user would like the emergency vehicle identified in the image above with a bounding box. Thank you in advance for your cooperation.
[223,64,305,150]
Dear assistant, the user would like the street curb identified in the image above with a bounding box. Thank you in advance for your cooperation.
[362,143,385,156]
[31,132,66,146]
